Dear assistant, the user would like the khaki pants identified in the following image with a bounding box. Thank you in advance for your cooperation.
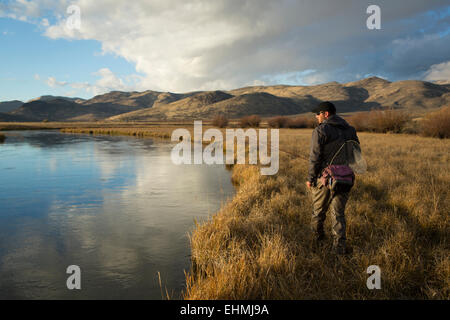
[310,178,349,248]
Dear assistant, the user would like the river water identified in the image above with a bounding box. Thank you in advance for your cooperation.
[0,130,235,299]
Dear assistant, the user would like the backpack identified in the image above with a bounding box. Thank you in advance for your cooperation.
[320,164,355,193]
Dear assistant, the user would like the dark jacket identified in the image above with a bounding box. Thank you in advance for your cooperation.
[308,114,359,183]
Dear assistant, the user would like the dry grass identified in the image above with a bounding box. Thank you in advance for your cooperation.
[60,127,174,139]
[184,129,449,299]
[420,107,450,139]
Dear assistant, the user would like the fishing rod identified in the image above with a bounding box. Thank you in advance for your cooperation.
[278,148,309,161]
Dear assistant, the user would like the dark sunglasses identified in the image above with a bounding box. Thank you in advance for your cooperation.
[316,111,323,115]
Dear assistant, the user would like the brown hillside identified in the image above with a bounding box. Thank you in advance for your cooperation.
[10,99,147,121]
[0,100,23,113]
[2,77,449,122]
[107,92,305,121]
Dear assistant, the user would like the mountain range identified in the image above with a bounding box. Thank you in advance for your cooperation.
[1,77,449,122]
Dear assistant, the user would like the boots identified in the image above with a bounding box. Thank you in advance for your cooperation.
[333,240,352,255]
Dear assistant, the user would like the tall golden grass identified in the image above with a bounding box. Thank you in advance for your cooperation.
[60,127,174,139]
[184,129,449,299]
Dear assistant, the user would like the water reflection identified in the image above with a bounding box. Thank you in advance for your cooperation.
[0,130,235,299]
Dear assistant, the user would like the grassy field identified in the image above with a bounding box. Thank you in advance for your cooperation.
[184,129,449,299]
[2,122,448,299]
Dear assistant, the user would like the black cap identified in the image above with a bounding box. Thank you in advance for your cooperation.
[311,101,336,114]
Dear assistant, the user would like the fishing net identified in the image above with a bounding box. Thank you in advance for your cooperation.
[329,140,367,174]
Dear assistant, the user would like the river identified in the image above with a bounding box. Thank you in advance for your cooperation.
[0,130,235,299]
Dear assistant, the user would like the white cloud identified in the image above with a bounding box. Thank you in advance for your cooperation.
[3,0,450,92]
[302,72,331,85]
[424,61,450,81]
[92,68,127,92]
[46,76,67,88]
[43,68,135,96]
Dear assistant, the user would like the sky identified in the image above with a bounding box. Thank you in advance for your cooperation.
[0,0,449,102]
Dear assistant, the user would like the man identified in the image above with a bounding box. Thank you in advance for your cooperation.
[306,101,360,255]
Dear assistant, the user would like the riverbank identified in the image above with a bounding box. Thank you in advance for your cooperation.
[183,130,449,299]
[4,124,448,299]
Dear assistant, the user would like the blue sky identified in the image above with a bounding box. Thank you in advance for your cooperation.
[0,17,137,101]
[0,0,449,102]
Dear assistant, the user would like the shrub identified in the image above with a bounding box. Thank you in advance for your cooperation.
[212,114,229,128]
[287,116,316,128]
[347,108,410,133]
[0,133,5,143]
[367,108,410,133]
[240,115,261,128]
[420,107,450,139]
[267,116,289,128]
[267,116,316,128]
[346,112,370,132]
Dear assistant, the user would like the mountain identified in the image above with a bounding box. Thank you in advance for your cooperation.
[433,80,450,85]
[0,112,34,122]
[81,90,196,108]
[107,91,305,121]
[344,78,449,110]
[9,98,148,122]
[28,95,85,104]
[0,100,23,113]
[108,77,449,121]
[1,77,449,122]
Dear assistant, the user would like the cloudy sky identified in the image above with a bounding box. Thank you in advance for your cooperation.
[0,0,449,101]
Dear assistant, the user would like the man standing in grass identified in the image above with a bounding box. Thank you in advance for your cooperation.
[306,101,360,255]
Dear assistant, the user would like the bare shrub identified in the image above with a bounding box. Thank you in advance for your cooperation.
[267,116,289,128]
[287,116,316,128]
[346,112,370,132]
[240,115,261,128]
[420,107,450,139]
[212,114,229,128]
[367,108,410,133]
[347,109,410,133]
[268,116,316,128]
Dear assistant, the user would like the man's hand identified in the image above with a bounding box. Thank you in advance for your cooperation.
[306,181,312,189]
